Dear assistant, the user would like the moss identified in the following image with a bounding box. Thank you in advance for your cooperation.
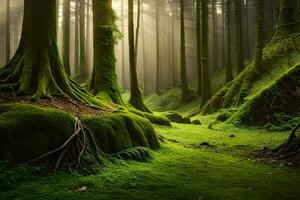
[0,104,160,165]
[228,64,300,129]
[164,112,191,124]
[128,108,171,126]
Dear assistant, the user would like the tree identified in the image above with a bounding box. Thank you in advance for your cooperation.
[254,0,264,71]
[89,0,124,104]
[6,0,10,63]
[0,0,97,105]
[225,0,233,82]
[79,0,88,81]
[212,0,218,72]
[128,0,151,112]
[180,0,194,103]
[75,0,80,74]
[233,0,244,73]
[196,0,202,95]
[155,0,161,94]
[201,0,211,107]
[63,0,71,75]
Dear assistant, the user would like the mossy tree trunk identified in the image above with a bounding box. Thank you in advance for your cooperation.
[201,0,211,107]
[273,0,297,40]
[233,0,244,73]
[180,0,194,103]
[254,0,264,71]
[63,0,71,75]
[89,0,124,105]
[196,0,202,95]
[6,0,10,64]
[128,0,151,113]
[0,0,99,105]
[225,0,233,82]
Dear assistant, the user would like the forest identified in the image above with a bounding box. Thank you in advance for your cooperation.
[0,0,300,199]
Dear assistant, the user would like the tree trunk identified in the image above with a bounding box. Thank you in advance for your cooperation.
[63,0,71,75]
[6,0,10,64]
[212,0,218,72]
[89,0,124,104]
[254,0,264,71]
[121,0,126,87]
[196,0,202,95]
[86,0,91,73]
[75,0,80,74]
[0,0,98,105]
[128,0,151,113]
[226,0,233,82]
[201,0,211,107]
[233,0,244,73]
[180,0,194,103]
[155,0,161,94]
[79,0,88,81]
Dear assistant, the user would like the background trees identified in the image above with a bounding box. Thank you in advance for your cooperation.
[0,0,282,104]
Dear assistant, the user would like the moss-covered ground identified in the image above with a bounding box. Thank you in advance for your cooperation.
[1,123,300,200]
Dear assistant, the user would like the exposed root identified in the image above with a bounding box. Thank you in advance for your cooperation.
[30,115,152,172]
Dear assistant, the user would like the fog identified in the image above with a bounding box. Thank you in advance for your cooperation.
[0,0,279,95]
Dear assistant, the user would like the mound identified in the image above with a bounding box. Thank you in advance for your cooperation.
[229,64,300,127]
[0,104,160,166]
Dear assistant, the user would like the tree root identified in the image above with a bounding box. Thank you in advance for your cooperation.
[30,115,152,172]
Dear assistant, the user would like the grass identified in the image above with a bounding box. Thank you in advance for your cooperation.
[1,123,300,200]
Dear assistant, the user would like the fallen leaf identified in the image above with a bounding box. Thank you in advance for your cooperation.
[78,185,88,192]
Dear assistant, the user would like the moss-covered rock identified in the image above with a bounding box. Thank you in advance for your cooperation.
[164,112,191,124]
[0,103,160,165]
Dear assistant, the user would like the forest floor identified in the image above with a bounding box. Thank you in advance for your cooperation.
[1,122,300,200]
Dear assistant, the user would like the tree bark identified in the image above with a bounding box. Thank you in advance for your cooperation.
[89,0,124,104]
[254,0,264,71]
[180,0,194,103]
[128,0,151,113]
[0,0,98,105]
[6,0,11,64]
[233,0,244,73]
[196,0,202,95]
[212,0,218,72]
[201,0,211,107]
[155,0,161,94]
[63,0,71,75]
[225,0,233,82]
[75,0,80,74]
[79,0,88,81]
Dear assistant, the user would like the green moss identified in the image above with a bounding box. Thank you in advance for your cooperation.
[1,124,300,200]
[0,104,160,165]
[228,64,300,129]
[128,108,171,126]
[163,112,191,124]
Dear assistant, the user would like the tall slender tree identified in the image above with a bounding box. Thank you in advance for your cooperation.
[79,0,88,80]
[86,0,91,71]
[75,0,80,74]
[196,0,202,94]
[233,0,244,73]
[6,0,10,63]
[212,0,218,71]
[63,0,71,75]
[254,0,264,71]
[155,0,161,94]
[180,0,194,103]
[201,0,211,107]
[225,0,233,82]
[128,0,151,112]
[89,0,124,104]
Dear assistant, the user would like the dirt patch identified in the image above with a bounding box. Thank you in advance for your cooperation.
[0,92,114,116]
